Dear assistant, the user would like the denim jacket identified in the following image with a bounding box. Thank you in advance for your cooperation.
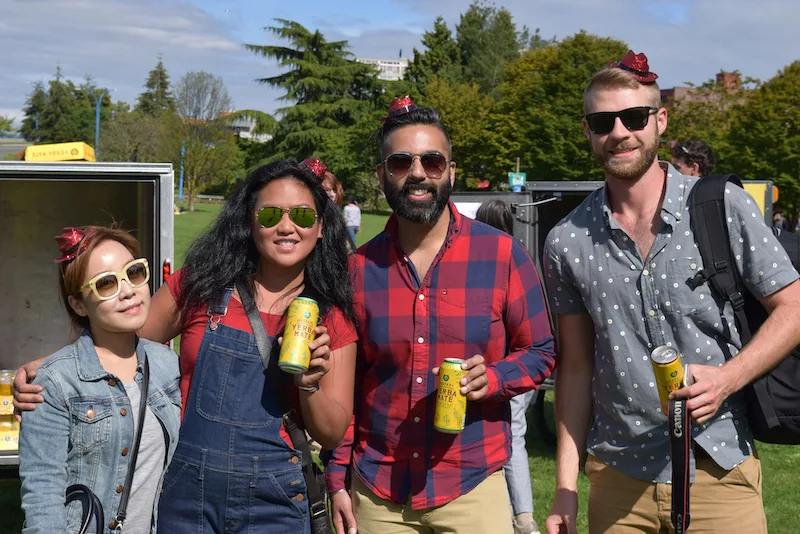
[19,331,181,534]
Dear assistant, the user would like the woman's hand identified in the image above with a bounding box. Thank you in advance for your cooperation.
[279,325,331,390]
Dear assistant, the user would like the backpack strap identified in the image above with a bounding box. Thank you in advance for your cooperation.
[688,174,752,342]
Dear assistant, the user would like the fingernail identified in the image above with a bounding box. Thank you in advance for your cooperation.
[349,529,357,534]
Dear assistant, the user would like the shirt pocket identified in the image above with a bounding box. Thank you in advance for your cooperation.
[69,401,113,453]
[664,257,719,318]
[435,288,492,346]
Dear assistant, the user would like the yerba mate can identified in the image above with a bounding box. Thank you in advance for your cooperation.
[434,358,468,434]
[278,297,319,374]
[650,345,685,413]
[0,370,13,416]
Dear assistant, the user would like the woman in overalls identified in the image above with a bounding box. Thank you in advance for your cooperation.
[144,159,357,532]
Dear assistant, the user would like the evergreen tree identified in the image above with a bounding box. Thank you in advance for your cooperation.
[244,19,382,160]
[405,17,462,90]
[135,56,176,116]
[20,82,47,141]
[456,2,522,94]
[0,115,14,136]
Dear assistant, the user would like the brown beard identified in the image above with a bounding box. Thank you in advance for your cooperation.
[594,130,660,180]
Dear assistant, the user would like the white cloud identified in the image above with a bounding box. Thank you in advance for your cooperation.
[0,0,281,124]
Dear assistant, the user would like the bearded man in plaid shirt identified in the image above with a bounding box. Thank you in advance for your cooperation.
[322,97,556,534]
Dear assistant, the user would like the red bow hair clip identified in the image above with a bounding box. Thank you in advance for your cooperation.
[382,95,417,122]
[609,50,659,83]
[301,157,328,181]
[54,227,93,264]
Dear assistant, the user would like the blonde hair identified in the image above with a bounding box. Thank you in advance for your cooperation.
[584,67,662,114]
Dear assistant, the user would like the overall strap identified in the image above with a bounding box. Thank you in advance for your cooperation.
[236,282,330,523]
[207,288,234,330]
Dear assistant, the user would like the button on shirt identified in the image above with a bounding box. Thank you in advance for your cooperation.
[543,163,799,483]
[324,202,556,509]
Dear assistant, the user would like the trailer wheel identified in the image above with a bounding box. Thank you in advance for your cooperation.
[532,389,556,447]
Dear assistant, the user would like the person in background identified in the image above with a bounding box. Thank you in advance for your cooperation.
[670,140,716,177]
[19,226,181,533]
[323,170,345,207]
[343,196,362,247]
[475,199,541,534]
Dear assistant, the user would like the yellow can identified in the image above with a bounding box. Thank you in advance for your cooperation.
[279,297,319,374]
[434,358,468,434]
[0,370,14,416]
[650,345,684,413]
[0,414,18,452]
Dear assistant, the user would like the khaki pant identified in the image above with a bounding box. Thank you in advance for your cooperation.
[586,453,767,534]
[352,469,514,534]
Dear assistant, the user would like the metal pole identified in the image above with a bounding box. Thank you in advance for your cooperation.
[94,89,110,159]
[179,139,186,201]
[516,157,520,173]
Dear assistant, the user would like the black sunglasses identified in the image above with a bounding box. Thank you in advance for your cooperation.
[257,206,318,229]
[584,106,659,135]
[381,152,450,180]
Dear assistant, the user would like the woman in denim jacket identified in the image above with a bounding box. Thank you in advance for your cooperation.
[18,226,181,534]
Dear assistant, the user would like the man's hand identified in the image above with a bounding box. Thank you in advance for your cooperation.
[13,359,46,420]
[330,489,357,534]
[669,363,737,424]
[545,488,579,534]
[432,354,489,401]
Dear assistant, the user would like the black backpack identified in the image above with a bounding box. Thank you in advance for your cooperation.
[689,173,800,444]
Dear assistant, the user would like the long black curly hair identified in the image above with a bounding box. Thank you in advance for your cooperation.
[177,159,355,325]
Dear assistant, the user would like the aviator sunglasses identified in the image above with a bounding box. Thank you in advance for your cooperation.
[257,206,318,229]
[381,152,450,180]
[584,106,659,135]
[79,258,150,301]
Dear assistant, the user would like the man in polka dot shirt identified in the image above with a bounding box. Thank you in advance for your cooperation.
[542,51,800,534]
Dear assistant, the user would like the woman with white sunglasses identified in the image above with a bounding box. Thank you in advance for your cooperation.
[18,226,181,534]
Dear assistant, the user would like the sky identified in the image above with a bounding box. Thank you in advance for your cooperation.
[2,0,799,127]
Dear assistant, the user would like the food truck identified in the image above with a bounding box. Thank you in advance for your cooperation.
[0,158,174,467]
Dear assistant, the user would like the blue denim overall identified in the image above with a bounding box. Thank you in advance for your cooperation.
[157,290,310,533]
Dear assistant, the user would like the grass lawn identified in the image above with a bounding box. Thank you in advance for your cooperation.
[3,205,799,533]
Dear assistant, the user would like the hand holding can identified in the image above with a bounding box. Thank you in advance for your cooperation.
[279,298,319,374]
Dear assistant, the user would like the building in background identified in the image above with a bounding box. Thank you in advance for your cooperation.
[356,56,409,81]
[660,71,743,106]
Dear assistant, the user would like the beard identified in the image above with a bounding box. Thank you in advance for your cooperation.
[383,176,452,224]
[593,130,660,181]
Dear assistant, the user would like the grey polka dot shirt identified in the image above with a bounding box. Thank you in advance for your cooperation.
[543,163,799,483]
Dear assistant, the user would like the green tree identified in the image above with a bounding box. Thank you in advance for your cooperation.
[490,31,629,184]
[174,71,241,210]
[244,19,382,161]
[19,69,111,145]
[99,110,178,163]
[727,61,800,209]
[0,115,14,136]
[405,17,462,90]
[423,78,495,184]
[20,82,47,141]
[664,71,754,168]
[456,1,522,95]
[135,56,176,116]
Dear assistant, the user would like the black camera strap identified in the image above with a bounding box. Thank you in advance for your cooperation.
[669,398,691,533]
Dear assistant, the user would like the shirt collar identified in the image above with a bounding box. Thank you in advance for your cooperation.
[600,161,685,229]
[75,330,145,381]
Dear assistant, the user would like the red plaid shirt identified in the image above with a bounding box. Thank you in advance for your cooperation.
[323,202,555,509]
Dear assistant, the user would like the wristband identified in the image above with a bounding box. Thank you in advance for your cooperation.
[297,383,320,393]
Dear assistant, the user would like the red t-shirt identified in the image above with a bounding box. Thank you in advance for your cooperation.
[165,270,357,422]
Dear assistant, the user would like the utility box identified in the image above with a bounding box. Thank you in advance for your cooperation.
[0,161,174,466]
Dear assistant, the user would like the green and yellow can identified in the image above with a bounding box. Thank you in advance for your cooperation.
[434,358,468,434]
[278,297,319,374]
[650,345,685,413]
